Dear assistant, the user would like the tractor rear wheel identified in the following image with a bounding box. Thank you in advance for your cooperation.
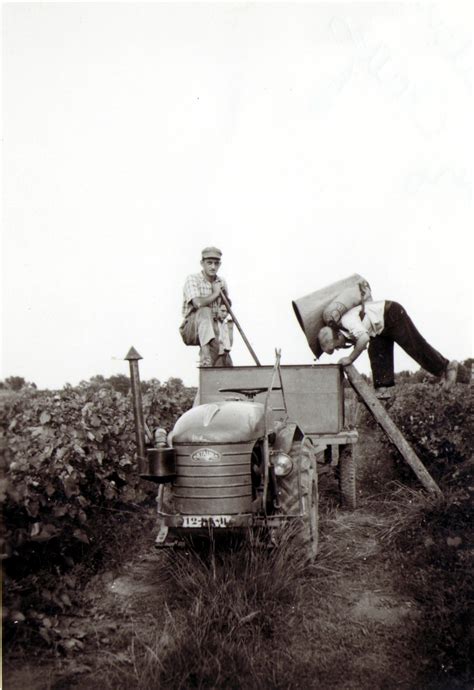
[277,438,319,562]
[338,444,357,510]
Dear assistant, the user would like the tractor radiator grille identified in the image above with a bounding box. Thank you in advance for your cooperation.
[173,442,254,515]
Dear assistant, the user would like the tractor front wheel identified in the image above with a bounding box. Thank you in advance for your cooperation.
[277,438,319,562]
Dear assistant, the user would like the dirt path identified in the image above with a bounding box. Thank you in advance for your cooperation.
[4,494,426,690]
[100,508,423,690]
[294,507,423,689]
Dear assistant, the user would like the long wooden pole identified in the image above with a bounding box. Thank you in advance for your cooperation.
[220,292,261,366]
[344,364,442,496]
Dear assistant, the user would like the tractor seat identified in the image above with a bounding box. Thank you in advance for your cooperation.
[219,387,282,400]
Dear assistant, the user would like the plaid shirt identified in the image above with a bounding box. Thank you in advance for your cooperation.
[182,272,229,318]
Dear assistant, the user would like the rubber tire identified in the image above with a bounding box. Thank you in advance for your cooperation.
[338,444,357,510]
[277,438,319,562]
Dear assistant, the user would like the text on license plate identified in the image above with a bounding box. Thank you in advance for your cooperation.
[182,515,231,528]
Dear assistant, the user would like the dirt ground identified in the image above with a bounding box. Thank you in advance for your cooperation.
[3,418,471,690]
[3,507,424,690]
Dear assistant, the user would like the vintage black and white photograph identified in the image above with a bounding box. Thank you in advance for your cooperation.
[2,1,473,688]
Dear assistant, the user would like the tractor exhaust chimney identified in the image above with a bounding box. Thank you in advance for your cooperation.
[125,346,147,474]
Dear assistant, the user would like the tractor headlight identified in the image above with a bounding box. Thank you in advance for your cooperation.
[271,452,293,477]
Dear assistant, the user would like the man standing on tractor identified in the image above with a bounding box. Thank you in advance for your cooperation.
[179,246,232,367]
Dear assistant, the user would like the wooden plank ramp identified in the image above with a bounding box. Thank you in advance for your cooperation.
[344,364,442,496]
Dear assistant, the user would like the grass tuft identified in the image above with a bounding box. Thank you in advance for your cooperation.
[97,529,312,690]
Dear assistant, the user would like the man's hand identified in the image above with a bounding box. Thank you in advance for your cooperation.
[218,282,232,307]
[212,283,222,299]
[338,356,353,367]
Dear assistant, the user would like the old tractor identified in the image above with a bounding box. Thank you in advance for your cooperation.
[126,273,444,553]
[126,349,358,562]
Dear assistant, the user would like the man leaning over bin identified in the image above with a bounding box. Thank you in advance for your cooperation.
[317,300,458,398]
[179,246,232,367]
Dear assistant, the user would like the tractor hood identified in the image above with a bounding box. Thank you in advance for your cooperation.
[170,400,267,444]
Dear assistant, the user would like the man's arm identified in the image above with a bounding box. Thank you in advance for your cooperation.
[192,285,221,309]
[184,274,224,311]
[193,278,231,309]
[338,307,370,365]
[338,333,370,366]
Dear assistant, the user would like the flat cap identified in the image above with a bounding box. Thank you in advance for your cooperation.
[201,246,222,260]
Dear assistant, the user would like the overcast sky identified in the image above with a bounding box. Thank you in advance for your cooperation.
[2,1,472,389]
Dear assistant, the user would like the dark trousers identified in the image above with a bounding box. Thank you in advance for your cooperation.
[368,301,449,388]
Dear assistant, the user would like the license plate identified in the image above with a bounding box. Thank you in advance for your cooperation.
[182,515,231,528]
